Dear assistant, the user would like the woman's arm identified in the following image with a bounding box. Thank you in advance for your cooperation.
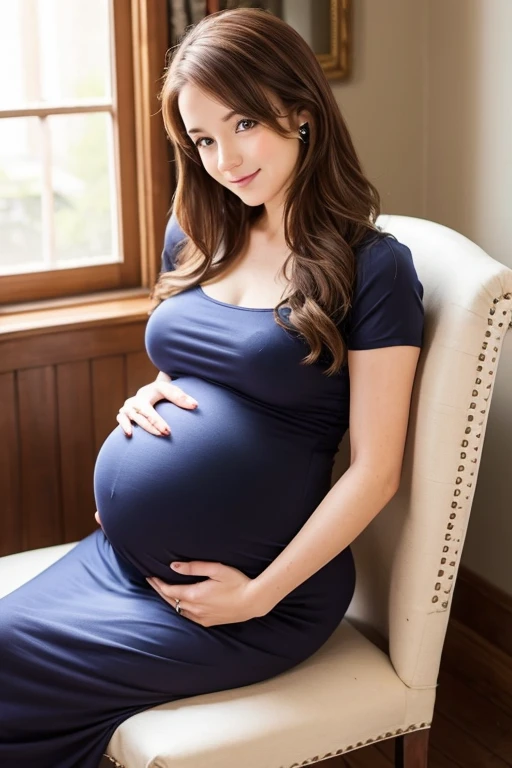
[250,344,421,614]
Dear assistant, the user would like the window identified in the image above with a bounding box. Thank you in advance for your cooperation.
[0,0,171,307]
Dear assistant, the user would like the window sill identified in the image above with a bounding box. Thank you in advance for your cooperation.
[0,288,153,340]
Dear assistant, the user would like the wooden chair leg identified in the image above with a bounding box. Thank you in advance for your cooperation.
[395,728,430,768]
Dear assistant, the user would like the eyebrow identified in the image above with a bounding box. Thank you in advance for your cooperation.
[187,110,239,135]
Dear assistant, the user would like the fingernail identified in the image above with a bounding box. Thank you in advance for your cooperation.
[185,398,198,407]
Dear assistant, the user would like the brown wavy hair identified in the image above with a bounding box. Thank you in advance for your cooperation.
[152,7,387,376]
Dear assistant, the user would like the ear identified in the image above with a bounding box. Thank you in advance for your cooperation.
[296,109,312,130]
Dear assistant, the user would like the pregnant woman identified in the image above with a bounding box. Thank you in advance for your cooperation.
[0,8,424,767]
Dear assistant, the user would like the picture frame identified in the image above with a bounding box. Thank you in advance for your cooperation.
[205,0,351,80]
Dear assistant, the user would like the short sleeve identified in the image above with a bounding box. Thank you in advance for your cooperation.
[161,211,187,273]
[344,236,425,350]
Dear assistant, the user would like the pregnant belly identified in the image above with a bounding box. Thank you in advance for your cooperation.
[93,377,318,582]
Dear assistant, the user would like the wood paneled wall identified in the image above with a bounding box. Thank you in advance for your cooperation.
[0,318,157,557]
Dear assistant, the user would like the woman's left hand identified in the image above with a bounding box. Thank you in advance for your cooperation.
[146,561,269,627]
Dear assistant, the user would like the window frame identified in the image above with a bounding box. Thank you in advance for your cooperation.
[0,0,172,308]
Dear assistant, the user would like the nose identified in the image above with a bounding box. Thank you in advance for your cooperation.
[217,143,242,175]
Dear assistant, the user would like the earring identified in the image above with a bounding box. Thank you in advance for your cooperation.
[298,122,310,145]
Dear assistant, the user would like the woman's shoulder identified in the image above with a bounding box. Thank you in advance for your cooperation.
[353,231,421,290]
[342,231,425,350]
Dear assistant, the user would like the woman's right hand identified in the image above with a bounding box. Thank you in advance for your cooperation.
[116,380,198,437]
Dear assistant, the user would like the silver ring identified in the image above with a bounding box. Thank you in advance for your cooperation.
[175,599,182,615]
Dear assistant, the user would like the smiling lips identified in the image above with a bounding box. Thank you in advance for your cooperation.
[229,169,260,186]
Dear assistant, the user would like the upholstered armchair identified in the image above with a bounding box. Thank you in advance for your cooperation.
[1,215,511,768]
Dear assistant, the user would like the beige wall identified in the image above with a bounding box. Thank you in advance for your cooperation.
[331,0,428,217]
[426,0,512,595]
[331,0,512,594]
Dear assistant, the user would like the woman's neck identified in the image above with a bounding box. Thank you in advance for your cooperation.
[253,209,286,247]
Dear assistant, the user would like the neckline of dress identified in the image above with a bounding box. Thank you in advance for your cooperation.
[196,285,275,312]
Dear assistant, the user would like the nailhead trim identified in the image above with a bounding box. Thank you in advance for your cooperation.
[281,722,431,766]
[102,756,124,768]
[103,721,433,768]
[432,292,512,610]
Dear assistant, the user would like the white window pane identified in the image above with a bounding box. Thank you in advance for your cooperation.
[39,0,111,103]
[0,0,111,108]
[0,1,28,109]
[0,117,43,272]
[50,112,118,266]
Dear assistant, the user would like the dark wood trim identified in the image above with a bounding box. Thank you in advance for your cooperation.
[131,0,173,290]
[0,286,149,317]
[0,373,22,554]
[0,294,152,372]
[0,317,157,557]
[112,0,142,289]
[0,321,148,373]
[1,262,138,307]
[0,293,151,342]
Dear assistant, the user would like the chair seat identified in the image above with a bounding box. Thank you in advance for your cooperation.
[0,541,79,599]
[0,544,434,768]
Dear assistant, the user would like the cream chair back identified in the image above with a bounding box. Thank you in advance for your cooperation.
[333,215,512,689]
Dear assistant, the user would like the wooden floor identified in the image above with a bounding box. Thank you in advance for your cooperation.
[327,665,512,768]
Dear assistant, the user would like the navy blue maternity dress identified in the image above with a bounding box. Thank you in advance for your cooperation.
[0,214,424,768]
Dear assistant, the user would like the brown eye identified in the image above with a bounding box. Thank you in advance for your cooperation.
[195,137,213,149]
[236,119,258,132]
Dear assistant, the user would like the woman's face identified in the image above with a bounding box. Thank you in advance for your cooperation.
[178,83,306,210]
